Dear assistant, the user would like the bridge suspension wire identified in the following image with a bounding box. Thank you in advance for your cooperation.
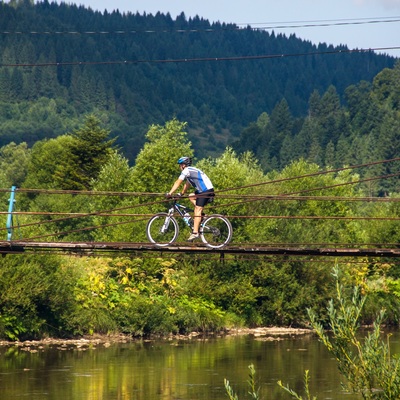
[2,198,400,241]
[0,196,167,235]
[2,157,399,246]
[217,156,400,194]
[3,183,399,231]
[2,46,400,69]
[1,155,397,204]
[0,187,162,197]
[5,209,400,243]
[2,156,398,199]
[0,194,398,224]
[4,179,398,235]
[19,221,142,242]
[208,171,400,211]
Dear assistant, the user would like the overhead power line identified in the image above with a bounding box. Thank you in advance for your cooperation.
[1,45,399,68]
[239,16,400,31]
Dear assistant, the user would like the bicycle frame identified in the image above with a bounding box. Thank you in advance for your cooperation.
[171,200,192,218]
[161,199,192,232]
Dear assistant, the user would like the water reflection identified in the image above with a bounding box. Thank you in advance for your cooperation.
[1,332,395,400]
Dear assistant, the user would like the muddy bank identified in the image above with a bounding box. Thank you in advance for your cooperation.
[0,327,314,349]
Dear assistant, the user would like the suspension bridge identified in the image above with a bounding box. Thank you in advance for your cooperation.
[1,158,399,259]
[0,239,399,258]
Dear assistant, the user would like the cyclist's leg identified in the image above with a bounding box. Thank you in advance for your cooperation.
[188,192,203,229]
[186,192,200,240]
[192,204,204,234]
[188,192,196,207]
[192,190,214,234]
[188,190,214,241]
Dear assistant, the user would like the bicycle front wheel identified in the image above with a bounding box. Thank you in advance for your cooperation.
[146,213,179,247]
[200,214,232,249]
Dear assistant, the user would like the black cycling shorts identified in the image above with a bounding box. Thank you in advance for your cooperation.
[195,189,215,207]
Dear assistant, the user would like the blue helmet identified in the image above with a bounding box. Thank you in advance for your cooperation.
[177,156,192,166]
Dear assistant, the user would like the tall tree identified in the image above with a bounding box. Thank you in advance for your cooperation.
[53,114,115,190]
[267,99,294,166]
[318,85,345,147]
[24,135,74,189]
[0,142,30,187]
[130,118,193,194]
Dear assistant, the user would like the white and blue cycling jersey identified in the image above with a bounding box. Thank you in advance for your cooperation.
[179,167,214,193]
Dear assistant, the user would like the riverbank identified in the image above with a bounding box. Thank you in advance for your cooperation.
[0,327,314,349]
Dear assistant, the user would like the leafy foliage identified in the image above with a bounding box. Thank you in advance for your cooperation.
[0,142,30,187]
[308,266,400,399]
[130,118,193,194]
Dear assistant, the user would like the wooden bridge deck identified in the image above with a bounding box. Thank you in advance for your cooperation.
[0,240,399,257]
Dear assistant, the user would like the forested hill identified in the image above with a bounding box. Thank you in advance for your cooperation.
[0,0,396,159]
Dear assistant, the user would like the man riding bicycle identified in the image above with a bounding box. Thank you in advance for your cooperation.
[167,157,215,241]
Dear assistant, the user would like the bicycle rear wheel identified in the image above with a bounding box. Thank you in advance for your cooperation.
[146,213,179,246]
[200,214,232,249]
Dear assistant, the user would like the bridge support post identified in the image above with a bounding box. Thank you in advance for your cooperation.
[6,186,17,241]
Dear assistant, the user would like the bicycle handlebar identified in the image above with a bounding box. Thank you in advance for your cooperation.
[165,193,182,200]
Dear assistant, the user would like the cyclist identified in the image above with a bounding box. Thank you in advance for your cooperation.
[167,156,215,241]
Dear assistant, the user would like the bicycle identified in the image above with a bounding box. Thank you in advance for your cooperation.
[146,196,233,249]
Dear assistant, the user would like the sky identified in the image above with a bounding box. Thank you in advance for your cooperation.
[60,0,400,58]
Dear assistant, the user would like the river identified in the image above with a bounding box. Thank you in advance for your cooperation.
[1,330,398,400]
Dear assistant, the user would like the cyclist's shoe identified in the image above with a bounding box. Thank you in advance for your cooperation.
[187,232,200,242]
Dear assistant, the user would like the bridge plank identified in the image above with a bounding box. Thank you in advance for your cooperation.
[0,241,399,257]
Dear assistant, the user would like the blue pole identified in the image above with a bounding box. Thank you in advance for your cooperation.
[6,186,16,241]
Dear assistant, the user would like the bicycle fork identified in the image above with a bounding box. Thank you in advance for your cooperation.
[160,209,174,233]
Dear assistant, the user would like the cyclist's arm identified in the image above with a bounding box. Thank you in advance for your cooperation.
[181,181,191,195]
[168,178,184,196]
